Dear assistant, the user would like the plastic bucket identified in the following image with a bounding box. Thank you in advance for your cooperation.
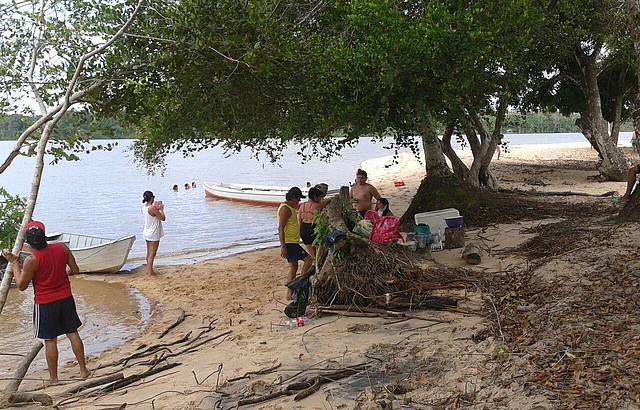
[414,224,430,236]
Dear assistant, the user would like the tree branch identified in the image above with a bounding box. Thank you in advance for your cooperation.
[62,0,145,108]
[610,70,626,144]
[440,122,469,180]
[0,83,101,175]
[28,0,49,115]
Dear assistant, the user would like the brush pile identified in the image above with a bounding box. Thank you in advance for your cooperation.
[312,187,474,311]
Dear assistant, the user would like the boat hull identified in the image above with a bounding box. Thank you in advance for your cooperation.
[204,182,289,206]
[47,233,136,274]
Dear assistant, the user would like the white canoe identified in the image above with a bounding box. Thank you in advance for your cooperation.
[46,233,136,274]
[204,182,340,206]
[204,182,302,206]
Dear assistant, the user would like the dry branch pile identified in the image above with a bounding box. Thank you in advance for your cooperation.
[312,188,475,311]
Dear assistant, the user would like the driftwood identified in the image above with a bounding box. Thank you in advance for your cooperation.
[3,341,42,395]
[462,243,482,265]
[63,373,124,396]
[315,305,450,322]
[8,392,53,406]
[158,309,189,339]
[227,363,281,383]
[97,362,181,394]
[293,366,363,401]
[444,226,465,249]
[237,364,368,406]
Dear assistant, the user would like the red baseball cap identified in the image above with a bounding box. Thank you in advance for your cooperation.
[24,220,46,233]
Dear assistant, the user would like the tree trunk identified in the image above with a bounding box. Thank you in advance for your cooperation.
[419,120,452,178]
[575,48,628,181]
[0,124,53,314]
[627,0,640,140]
[3,341,43,395]
[620,0,640,220]
[440,124,469,180]
[462,101,506,191]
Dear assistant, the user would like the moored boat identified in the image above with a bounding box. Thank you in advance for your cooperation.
[46,233,136,274]
[204,182,338,206]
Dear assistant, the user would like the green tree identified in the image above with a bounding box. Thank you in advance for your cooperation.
[528,0,637,181]
[100,0,548,190]
[0,188,25,253]
[0,0,145,314]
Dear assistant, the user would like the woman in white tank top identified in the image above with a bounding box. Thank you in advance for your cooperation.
[142,191,166,276]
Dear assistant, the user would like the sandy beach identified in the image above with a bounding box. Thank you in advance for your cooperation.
[3,143,639,409]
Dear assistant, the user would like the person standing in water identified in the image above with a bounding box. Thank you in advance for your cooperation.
[277,187,312,299]
[142,191,165,276]
[3,221,89,385]
[350,169,381,217]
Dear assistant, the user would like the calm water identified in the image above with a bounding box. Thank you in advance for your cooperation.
[0,133,632,265]
[0,278,153,377]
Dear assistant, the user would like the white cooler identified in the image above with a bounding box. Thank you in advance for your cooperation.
[414,208,460,234]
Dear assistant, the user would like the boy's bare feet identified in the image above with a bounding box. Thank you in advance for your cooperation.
[80,368,90,379]
[46,378,59,387]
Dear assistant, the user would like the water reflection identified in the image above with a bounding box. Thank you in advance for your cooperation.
[0,278,152,377]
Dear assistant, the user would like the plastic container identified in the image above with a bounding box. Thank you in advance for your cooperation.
[414,224,431,236]
[430,231,443,251]
[414,209,460,235]
[287,316,309,328]
[404,241,418,252]
[445,216,464,228]
[415,234,428,249]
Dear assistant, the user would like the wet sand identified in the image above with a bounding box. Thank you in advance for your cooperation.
[2,143,636,409]
[1,278,154,378]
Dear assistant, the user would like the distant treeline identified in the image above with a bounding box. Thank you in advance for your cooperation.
[498,112,633,134]
[0,112,133,141]
[0,111,633,141]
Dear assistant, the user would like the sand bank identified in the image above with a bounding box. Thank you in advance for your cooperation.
[3,143,637,409]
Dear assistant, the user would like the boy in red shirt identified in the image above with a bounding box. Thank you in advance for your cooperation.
[4,221,89,384]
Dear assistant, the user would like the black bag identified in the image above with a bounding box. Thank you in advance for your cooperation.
[284,266,315,318]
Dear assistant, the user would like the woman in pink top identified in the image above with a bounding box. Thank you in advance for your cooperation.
[298,187,325,257]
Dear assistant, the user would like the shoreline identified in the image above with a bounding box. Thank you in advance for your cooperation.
[3,142,635,409]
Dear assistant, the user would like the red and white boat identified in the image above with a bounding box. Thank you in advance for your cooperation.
[204,182,337,206]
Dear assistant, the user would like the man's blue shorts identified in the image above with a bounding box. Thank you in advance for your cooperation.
[33,296,82,340]
[285,243,309,263]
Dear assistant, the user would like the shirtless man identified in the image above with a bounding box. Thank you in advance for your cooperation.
[350,169,381,217]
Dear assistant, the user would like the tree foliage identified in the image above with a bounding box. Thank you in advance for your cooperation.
[99,0,550,182]
[0,188,25,251]
[0,0,143,165]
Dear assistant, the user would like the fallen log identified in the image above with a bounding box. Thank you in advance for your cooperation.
[462,243,482,265]
[63,373,124,396]
[3,341,42,395]
[8,392,53,406]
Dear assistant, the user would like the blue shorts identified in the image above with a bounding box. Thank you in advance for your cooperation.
[285,243,309,263]
[33,296,82,340]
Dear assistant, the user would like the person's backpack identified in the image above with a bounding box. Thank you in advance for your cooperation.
[370,216,401,245]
